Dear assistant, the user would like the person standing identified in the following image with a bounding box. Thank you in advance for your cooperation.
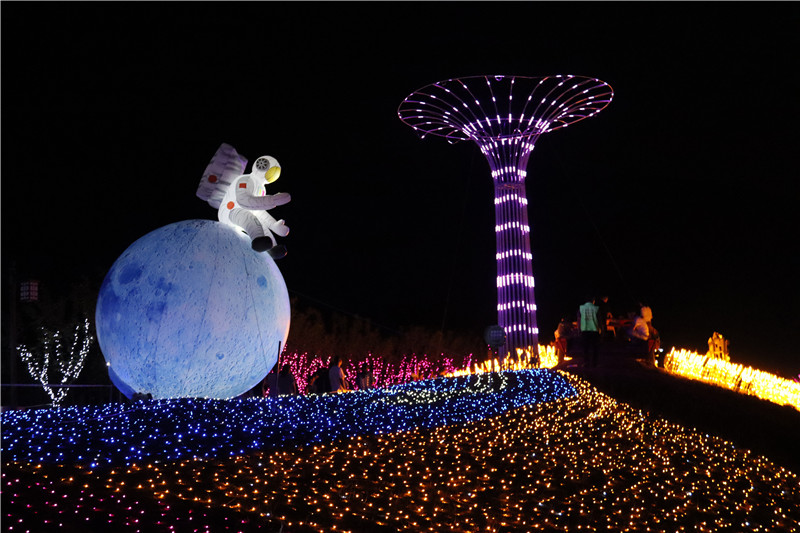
[262,368,279,397]
[307,365,330,394]
[554,317,572,365]
[329,355,349,393]
[578,296,601,367]
[277,363,297,396]
[638,303,658,366]
[356,362,375,390]
[629,307,650,361]
[596,295,613,340]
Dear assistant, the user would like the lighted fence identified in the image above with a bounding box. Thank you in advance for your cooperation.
[663,348,800,412]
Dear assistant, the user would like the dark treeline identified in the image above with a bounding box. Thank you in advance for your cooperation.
[286,298,486,364]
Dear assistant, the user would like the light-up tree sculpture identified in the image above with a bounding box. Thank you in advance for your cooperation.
[398,75,613,358]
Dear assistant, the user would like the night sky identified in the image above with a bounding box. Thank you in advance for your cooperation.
[3,3,798,375]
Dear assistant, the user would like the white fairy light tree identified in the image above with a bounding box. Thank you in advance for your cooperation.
[17,317,94,406]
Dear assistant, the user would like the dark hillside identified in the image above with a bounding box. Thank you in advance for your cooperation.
[565,354,800,474]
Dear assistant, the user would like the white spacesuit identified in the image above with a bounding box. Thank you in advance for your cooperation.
[197,144,291,259]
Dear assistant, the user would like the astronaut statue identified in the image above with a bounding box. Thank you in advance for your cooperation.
[197,143,291,259]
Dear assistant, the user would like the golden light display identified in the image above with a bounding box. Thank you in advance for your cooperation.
[447,345,559,377]
[663,348,800,412]
[4,372,798,532]
[452,343,799,414]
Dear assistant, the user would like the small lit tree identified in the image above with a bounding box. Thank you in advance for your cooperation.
[17,318,94,406]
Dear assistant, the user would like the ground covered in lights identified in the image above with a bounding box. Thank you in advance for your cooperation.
[3,370,799,532]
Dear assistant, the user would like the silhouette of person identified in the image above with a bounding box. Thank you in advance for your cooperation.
[554,317,572,364]
[596,295,613,340]
[357,362,375,390]
[262,368,279,397]
[277,363,297,395]
[629,306,650,361]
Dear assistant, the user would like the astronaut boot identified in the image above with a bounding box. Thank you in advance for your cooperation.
[270,219,290,237]
[251,236,273,253]
[267,245,288,260]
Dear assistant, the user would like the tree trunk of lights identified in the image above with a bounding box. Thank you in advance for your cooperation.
[485,142,539,356]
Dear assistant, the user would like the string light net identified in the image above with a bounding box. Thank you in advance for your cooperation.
[398,75,613,357]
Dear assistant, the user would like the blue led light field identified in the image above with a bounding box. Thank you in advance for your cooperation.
[4,371,800,532]
[1,369,575,467]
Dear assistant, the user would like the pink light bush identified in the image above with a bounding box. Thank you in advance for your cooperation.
[277,349,476,394]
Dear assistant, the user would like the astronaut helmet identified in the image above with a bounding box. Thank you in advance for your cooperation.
[252,156,281,183]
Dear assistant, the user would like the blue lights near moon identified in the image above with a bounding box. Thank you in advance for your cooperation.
[95,219,290,399]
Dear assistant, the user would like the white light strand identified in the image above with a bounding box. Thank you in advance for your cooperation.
[494,194,528,206]
[495,221,531,233]
[496,249,533,261]
[496,274,536,288]
[497,300,537,312]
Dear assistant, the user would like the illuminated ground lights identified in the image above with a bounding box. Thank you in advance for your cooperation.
[4,371,799,532]
[664,348,800,412]
[2,371,574,467]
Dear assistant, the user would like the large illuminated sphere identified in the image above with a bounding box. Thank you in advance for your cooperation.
[95,219,290,399]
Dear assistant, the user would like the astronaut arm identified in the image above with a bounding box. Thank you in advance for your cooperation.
[235,186,291,210]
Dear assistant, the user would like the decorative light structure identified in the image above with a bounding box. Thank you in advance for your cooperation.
[399,75,613,356]
[16,318,93,406]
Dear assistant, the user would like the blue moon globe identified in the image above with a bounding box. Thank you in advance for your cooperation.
[95,219,290,399]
